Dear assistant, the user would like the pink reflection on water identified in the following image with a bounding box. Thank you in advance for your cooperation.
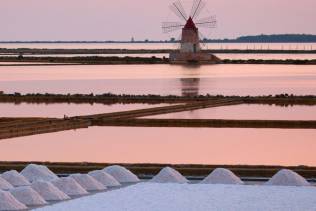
[0,127,315,166]
[0,103,169,118]
[0,64,316,96]
[144,104,316,120]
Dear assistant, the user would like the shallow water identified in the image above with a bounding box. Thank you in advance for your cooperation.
[1,43,316,50]
[1,64,316,96]
[143,104,316,120]
[0,127,315,166]
[0,103,169,118]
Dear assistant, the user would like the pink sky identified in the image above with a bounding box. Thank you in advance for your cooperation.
[1,0,316,41]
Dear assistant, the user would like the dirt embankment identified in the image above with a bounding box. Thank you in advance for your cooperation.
[0,162,316,178]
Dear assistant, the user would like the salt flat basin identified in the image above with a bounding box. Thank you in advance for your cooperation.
[0,127,315,166]
[1,64,316,96]
[0,103,170,118]
[35,183,316,211]
[143,104,316,120]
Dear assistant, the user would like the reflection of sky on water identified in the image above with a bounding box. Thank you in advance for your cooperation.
[0,127,315,166]
[0,64,316,96]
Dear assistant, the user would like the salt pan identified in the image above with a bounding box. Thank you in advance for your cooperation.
[10,186,47,207]
[150,167,188,184]
[265,169,310,187]
[0,190,27,211]
[103,165,140,183]
[31,181,70,201]
[0,177,13,191]
[51,177,88,197]
[201,168,244,185]
[69,174,106,192]
[88,170,121,187]
[21,164,58,183]
[1,170,30,187]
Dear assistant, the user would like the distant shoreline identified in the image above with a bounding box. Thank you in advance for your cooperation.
[1,34,316,44]
[1,56,316,66]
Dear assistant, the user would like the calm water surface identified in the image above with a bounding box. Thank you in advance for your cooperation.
[0,127,315,166]
[1,43,316,50]
[0,64,316,96]
[144,104,316,120]
[0,103,168,118]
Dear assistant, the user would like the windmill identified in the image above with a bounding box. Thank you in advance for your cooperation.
[162,0,220,64]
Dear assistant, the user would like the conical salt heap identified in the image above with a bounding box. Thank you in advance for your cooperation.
[0,190,27,211]
[103,165,140,183]
[150,167,188,184]
[10,186,47,207]
[200,168,244,185]
[21,164,58,183]
[69,174,106,192]
[31,181,70,202]
[51,177,88,197]
[265,169,311,187]
[88,170,121,187]
[0,177,13,191]
[1,170,30,187]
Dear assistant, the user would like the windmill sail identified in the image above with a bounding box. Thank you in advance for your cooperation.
[195,16,217,28]
[162,22,184,33]
[169,0,188,21]
[190,0,206,19]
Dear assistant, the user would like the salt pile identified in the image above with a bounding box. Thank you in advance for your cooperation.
[88,170,121,187]
[51,177,88,197]
[69,174,106,192]
[103,165,140,183]
[0,177,13,191]
[1,170,31,187]
[0,190,27,211]
[201,168,244,185]
[31,181,70,201]
[150,167,188,184]
[265,169,311,187]
[21,164,58,183]
[10,186,47,206]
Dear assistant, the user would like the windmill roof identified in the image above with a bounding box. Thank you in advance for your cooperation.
[184,17,197,30]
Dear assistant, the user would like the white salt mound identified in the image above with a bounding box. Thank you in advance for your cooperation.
[51,177,88,197]
[21,164,58,183]
[0,177,14,191]
[150,167,188,184]
[0,190,27,211]
[88,170,121,187]
[1,170,31,187]
[201,168,244,185]
[265,169,310,187]
[103,165,140,183]
[10,186,47,206]
[69,174,106,192]
[31,181,70,201]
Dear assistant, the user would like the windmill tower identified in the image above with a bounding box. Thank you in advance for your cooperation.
[162,0,220,64]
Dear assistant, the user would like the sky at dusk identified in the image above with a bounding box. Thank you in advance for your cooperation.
[1,0,316,41]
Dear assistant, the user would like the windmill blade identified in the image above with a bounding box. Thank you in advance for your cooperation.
[162,22,184,33]
[195,16,217,28]
[190,0,206,19]
[169,1,188,22]
[198,31,209,48]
